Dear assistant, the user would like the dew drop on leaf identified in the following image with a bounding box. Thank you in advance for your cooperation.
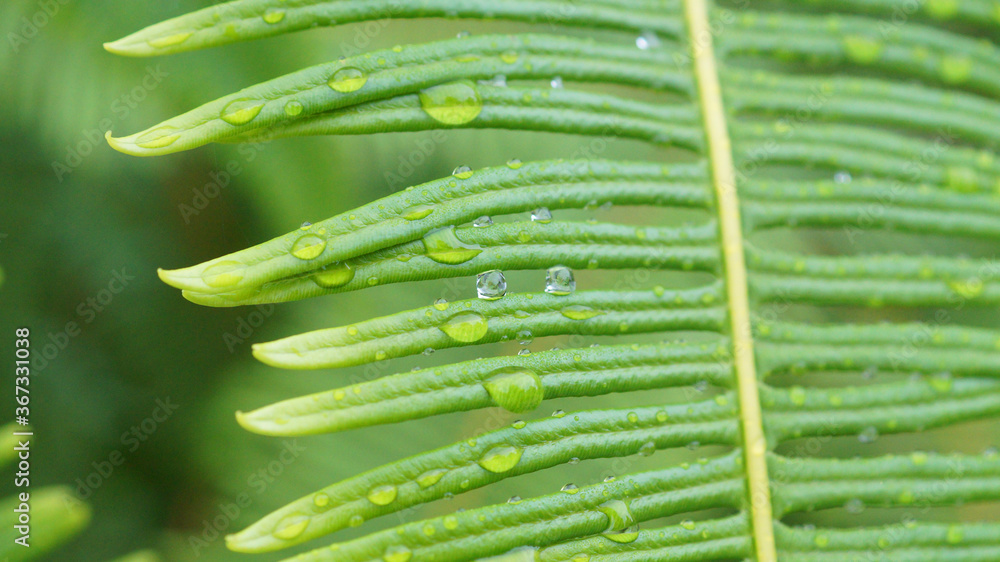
[476,270,507,300]
[135,126,181,149]
[220,99,265,125]
[506,158,523,169]
[433,298,449,311]
[597,500,639,543]
[147,32,193,49]
[423,226,482,264]
[383,545,412,562]
[483,367,543,413]
[473,215,493,227]
[328,67,368,93]
[477,445,523,473]
[272,514,309,540]
[262,8,285,23]
[439,312,488,342]
[367,484,398,506]
[402,204,434,221]
[452,165,474,179]
[531,207,552,223]
[419,81,483,125]
[545,265,576,295]
[291,234,327,260]
[561,305,604,320]
[560,483,579,494]
[201,260,244,288]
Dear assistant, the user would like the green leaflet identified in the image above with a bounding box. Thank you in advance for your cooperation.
[106,1,1000,561]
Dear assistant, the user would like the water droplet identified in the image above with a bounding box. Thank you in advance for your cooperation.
[834,171,852,183]
[560,483,579,494]
[531,207,552,223]
[516,330,533,345]
[844,498,865,514]
[686,441,700,451]
[473,215,493,227]
[512,420,526,429]
[560,305,603,320]
[456,30,471,38]
[478,445,523,473]
[313,262,354,288]
[858,426,879,443]
[635,30,661,50]
[550,76,563,89]
[383,545,412,562]
[789,386,807,406]
[291,234,327,260]
[517,349,531,356]
[147,32,194,49]
[201,260,244,288]
[479,74,507,87]
[273,514,309,540]
[314,494,330,508]
[946,525,964,544]
[477,270,507,300]
[348,514,364,527]
[367,484,398,506]
[433,298,449,311]
[423,226,482,264]
[603,475,616,483]
[452,165,474,179]
[507,495,522,504]
[598,500,639,543]
[419,81,483,124]
[545,266,575,295]
[263,8,286,23]
[680,519,696,531]
[638,441,656,456]
[440,312,488,342]
[843,35,883,64]
[221,99,265,125]
[328,67,368,93]
[136,126,181,149]
[551,409,566,418]
[500,51,519,64]
[402,204,434,221]
[416,468,448,488]
[483,367,543,413]
[506,158,523,169]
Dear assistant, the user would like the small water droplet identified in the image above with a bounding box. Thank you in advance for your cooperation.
[416,468,448,488]
[422,347,435,356]
[545,265,575,295]
[517,349,531,356]
[419,81,483,124]
[313,494,330,508]
[858,426,879,443]
[500,51,519,64]
[263,8,285,23]
[507,495,522,504]
[550,76,563,89]
[560,483,579,494]
[135,126,181,149]
[635,30,661,50]
[383,545,412,562]
[348,514,364,527]
[834,170,852,183]
[560,305,603,320]
[551,409,566,418]
[423,226,482,264]
[680,519,696,531]
[844,498,865,514]
[516,330,533,345]
[433,298,449,311]
[147,32,194,49]
[638,441,656,456]
[473,215,493,227]
[531,207,552,223]
[328,67,368,93]
[402,204,434,221]
[477,270,507,300]
[452,165,474,179]
[506,158,523,169]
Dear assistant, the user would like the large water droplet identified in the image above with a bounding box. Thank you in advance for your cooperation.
[313,262,354,288]
[291,234,327,260]
[221,99,265,125]
[201,260,244,288]
[419,81,483,125]
[598,500,639,543]
[273,514,309,540]
[477,270,507,300]
[440,312,488,342]
[545,265,575,295]
[367,484,398,506]
[482,367,543,413]
[423,226,482,264]
[477,445,523,473]
[328,67,368,93]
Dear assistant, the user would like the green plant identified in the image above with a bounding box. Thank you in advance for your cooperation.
[104,1,1000,560]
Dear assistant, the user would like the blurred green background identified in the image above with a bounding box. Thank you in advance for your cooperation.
[0,1,996,561]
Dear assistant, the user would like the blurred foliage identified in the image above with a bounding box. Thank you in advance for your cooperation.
[0,1,996,561]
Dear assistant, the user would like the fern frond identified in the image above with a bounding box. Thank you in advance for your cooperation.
[106,0,1000,561]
